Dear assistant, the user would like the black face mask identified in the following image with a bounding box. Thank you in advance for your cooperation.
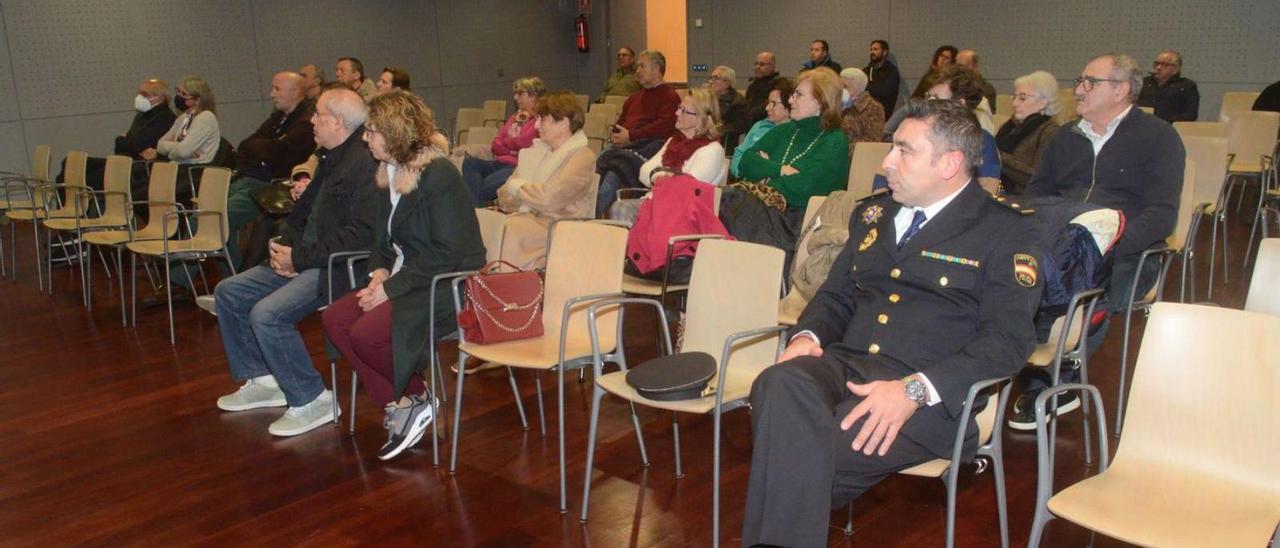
[174,95,189,111]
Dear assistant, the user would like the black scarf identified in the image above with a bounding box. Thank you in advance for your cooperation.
[995,112,1050,154]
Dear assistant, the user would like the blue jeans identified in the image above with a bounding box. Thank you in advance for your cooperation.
[461,156,515,205]
[595,171,622,218]
[215,265,326,407]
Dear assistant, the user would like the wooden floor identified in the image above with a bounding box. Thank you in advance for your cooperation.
[0,202,1263,547]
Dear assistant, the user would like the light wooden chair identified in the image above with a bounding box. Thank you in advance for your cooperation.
[83,162,179,326]
[1244,238,1280,316]
[6,149,83,293]
[453,107,485,146]
[0,144,52,280]
[583,112,610,153]
[448,220,628,513]
[573,94,590,113]
[42,155,132,307]
[1027,303,1280,548]
[778,195,827,326]
[588,102,618,125]
[995,94,1013,119]
[1177,137,1230,300]
[991,113,1011,132]
[578,238,786,546]
[1114,159,1197,435]
[1217,90,1261,125]
[1173,121,1226,140]
[482,100,508,128]
[1052,89,1077,126]
[844,377,1013,548]
[1137,106,1154,115]
[603,95,629,109]
[847,142,891,195]
[126,166,233,344]
[1226,110,1279,265]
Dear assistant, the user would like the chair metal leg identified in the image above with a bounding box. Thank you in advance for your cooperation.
[578,382,607,523]
[1219,212,1229,282]
[349,371,358,434]
[164,256,175,344]
[671,412,682,478]
[712,407,723,545]
[130,252,138,327]
[844,505,854,536]
[33,221,44,293]
[428,346,441,467]
[1079,359,1093,466]
[1115,305,1135,436]
[507,367,529,430]
[557,364,567,513]
[449,350,469,474]
[943,472,958,548]
[329,360,339,425]
[534,371,547,436]
[629,402,649,466]
[1208,213,1220,300]
[992,443,1010,548]
[116,247,127,327]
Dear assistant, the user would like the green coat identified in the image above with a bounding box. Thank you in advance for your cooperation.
[371,157,487,397]
[736,115,851,208]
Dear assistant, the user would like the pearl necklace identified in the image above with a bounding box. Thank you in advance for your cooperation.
[781,122,823,165]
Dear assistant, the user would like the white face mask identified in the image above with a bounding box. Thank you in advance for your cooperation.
[134,94,154,113]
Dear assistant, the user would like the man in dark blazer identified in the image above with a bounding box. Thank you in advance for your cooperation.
[213,88,377,438]
[742,99,1043,548]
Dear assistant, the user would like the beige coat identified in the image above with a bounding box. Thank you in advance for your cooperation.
[495,131,597,269]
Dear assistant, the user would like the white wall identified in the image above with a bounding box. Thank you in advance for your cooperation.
[0,0,613,174]
[684,0,1280,119]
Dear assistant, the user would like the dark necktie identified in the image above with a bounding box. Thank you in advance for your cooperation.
[898,209,928,249]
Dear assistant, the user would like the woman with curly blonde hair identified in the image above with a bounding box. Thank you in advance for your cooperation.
[322,90,486,461]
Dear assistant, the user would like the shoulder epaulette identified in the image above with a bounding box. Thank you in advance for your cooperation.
[992,194,1035,215]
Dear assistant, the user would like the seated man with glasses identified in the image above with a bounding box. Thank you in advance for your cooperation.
[708,65,750,154]
[1010,53,1185,430]
[598,47,642,102]
[1136,49,1200,122]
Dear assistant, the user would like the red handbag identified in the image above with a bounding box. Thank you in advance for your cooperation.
[457,261,545,344]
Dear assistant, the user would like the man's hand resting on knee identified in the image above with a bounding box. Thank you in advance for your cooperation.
[840,379,919,457]
[777,333,823,362]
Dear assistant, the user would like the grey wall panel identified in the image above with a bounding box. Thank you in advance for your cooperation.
[3,0,260,119]
[607,0,646,69]
[21,112,135,161]
[251,0,442,91]
[0,121,27,173]
[0,11,22,122]
[217,100,274,150]
[434,0,588,86]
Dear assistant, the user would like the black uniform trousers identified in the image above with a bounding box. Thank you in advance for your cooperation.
[742,351,936,548]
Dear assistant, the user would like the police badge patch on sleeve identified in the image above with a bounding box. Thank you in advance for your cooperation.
[1014,254,1038,287]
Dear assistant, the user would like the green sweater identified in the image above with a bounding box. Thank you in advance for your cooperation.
[737,116,851,207]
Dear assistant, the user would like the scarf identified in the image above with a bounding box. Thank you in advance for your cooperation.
[661,132,714,171]
[515,130,590,184]
[995,112,1050,154]
[375,143,446,195]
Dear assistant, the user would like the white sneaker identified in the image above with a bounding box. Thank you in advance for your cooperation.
[268,390,339,437]
[217,378,286,411]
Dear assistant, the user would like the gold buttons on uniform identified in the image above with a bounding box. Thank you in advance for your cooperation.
[939,276,949,287]
[888,293,901,303]
[868,343,880,354]
[890,268,901,278]
[877,314,889,324]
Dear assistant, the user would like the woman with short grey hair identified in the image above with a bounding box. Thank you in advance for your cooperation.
[994,70,1061,195]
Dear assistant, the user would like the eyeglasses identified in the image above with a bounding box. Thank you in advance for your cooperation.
[1153,61,1177,68]
[678,107,698,116]
[1073,76,1124,92]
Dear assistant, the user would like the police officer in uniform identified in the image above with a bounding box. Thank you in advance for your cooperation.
[742,99,1044,548]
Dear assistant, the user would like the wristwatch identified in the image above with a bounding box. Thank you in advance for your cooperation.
[903,376,928,408]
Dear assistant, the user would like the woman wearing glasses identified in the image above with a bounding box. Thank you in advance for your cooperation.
[461,77,545,205]
[737,67,851,211]
[731,77,793,178]
[143,76,220,166]
[994,71,1061,196]
[637,87,727,187]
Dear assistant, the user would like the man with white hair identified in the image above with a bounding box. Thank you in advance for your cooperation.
[213,88,379,438]
[839,67,885,146]
[1011,53,1185,429]
[1137,49,1199,122]
[709,64,750,153]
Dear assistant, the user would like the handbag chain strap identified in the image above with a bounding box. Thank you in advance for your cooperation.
[474,301,543,333]
[470,274,545,333]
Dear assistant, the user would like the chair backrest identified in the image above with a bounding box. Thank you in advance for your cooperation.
[1226,110,1280,165]
[31,145,51,181]
[1174,121,1227,140]
[603,95,629,109]
[51,150,89,215]
[1138,106,1154,115]
[63,150,88,188]
[995,94,1013,118]
[991,113,1010,132]
[482,100,508,127]
[190,167,232,248]
[100,155,132,225]
[1116,303,1280,501]
[588,103,619,124]
[465,126,498,147]
[1180,135,1229,212]
[474,208,507,263]
[543,221,628,345]
[790,195,827,278]
[1245,239,1280,316]
[1218,91,1261,125]
[455,108,485,144]
[1053,89,1077,126]
[682,239,785,376]
[1168,159,1197,251]
[584,112,611,152]
[847,142,891,195]
[574,94,590,113]
[137,162,180,239]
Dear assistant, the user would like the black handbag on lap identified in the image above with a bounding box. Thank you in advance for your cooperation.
[625,351,717,401]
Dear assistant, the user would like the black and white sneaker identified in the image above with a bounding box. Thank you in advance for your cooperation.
[1007,389,1080,431]
[378,396,435,461]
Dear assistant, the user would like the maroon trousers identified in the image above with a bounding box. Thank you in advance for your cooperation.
[322,292,425,407]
